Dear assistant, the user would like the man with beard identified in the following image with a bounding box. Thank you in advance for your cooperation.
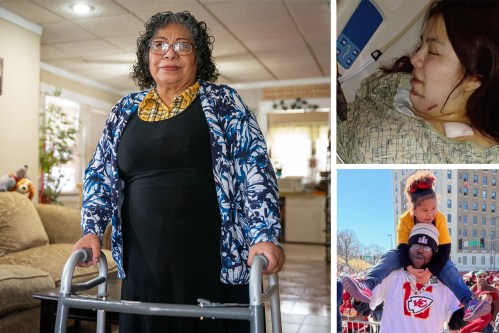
[343,224,488,332]
[470,270,499,333]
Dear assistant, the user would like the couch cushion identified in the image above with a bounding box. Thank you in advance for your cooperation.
[0,264,55,316]
[0,243,117,286]
[0,192,49,257]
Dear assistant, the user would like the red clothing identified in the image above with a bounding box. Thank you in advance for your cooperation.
[340,291,368,333]
[460,313,492,333]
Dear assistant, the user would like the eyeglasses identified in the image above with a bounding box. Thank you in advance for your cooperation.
[410,244,432,252]
[478,275,488,279]
[148,41,194,56]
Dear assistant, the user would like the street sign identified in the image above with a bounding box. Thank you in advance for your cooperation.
[468,240,479,246]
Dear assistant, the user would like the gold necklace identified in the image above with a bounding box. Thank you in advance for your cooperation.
[405,271,433,295]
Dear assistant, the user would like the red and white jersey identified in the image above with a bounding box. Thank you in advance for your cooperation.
[370,269,460,333]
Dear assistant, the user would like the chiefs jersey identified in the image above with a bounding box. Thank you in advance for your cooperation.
[370,268,461,332]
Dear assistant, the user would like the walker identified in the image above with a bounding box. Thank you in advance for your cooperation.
[54,249,282,333]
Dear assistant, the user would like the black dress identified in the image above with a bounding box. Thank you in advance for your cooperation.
[117,97,249,332]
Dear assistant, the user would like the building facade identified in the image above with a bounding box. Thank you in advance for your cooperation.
[393,169,499,272]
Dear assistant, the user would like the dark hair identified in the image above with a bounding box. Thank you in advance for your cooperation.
[382,0,499,143]
[130,11,219,89]
[404,170,437,211]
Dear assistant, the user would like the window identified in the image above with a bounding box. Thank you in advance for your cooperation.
[463,256,467,265]
[463,187,468,196]
[482,217,487,226]
[473,189,478,198]
[463,216,468,224]
[482,230,487,238]
[463,202,468,211]
[463,229,468,237]
[493,178,497,187]
[493,192,497,200]
[492,205,496,213]
[483,190,487,199]
[482,256,486,265]
[474,175,479,184]
[447,199,452,208]
[40,95,80,196]
[484,176,488,186]
[473,216,478,224]
[447,185,452,194]
[464,173,469,182]
[472,229,478,237]
[482,204,487,212]
[447,170,452,179]
[472,256,477,264]
[448,214,452,223]
[268,122,329,180]
[473,203,478,211]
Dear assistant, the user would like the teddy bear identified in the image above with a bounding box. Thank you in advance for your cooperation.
[0,165,29,191]
[14,177,35,200]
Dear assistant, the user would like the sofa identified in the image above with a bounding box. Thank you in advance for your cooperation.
[0,191,117,333]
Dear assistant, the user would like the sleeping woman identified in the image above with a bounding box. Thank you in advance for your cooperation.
[337,0,499,164]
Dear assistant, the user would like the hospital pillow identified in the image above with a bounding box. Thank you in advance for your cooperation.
[336,70,499,164]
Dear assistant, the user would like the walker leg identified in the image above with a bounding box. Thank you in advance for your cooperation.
[250,304,265,333]
[54,295,69,333]
[269,274,282,333]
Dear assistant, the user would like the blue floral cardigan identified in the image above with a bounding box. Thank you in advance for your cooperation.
[81,80,282,284]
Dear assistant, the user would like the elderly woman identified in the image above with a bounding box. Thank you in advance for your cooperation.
[72,11,285,333]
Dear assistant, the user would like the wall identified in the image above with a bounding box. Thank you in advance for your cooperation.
[0,15,41,199]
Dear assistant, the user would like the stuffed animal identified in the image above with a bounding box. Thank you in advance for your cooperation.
[14,178,35,200]
[0,165,29,191]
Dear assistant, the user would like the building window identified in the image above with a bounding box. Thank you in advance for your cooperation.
[483,217,487,226]
[482,230,487,238]
[472,256,477,264]
[448,199,452,208]
[473,203,478,211]
[447,170,452,179]
[472,229,478,237]
[463,216,468,224]
[484,176,488,186]
[483,190,487,199]
[473,189,478,198]
[492,205,496,213]
[448,214,452,223]
[463,202,468,211]
[463,229,468,237]
[464,173,469,182]
[463,187,468,196]
[482,256,486,265]
[493,178,497,187]
[447,185,452,194]
[493,192,497,200]
[474,175,479,184]
[482,204,487,212]
[463,256,467,265]
[473,216,478,224]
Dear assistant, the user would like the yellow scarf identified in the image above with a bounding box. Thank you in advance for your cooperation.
[138,82,200,122]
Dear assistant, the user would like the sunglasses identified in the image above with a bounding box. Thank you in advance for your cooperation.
[478,275,488,278]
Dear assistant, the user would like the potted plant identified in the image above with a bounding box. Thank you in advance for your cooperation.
[39,89,79,204]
